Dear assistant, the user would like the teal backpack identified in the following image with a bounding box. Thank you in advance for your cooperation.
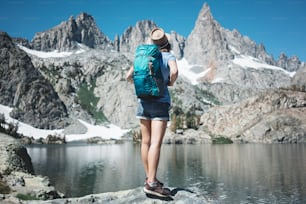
[133,44,164,99]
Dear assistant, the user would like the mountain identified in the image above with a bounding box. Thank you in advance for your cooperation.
[0,32,69,129]
[16,8,304,75]
[116,20,157,54]
[30,13,112,52]
[181,3,303,104]
[184,3,303,72]
[276,53,302,72]
[23,45,136,128]
[2,2,306,143]
[115,20,186,60]
[184,3,233,66]
[183,3,277,66]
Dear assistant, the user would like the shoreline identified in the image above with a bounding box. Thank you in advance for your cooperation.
[0,132,209,204]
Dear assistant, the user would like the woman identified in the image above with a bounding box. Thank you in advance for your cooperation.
[126,28,178,197]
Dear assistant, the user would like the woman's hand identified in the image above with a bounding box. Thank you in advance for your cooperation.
[168,60,178,86]
[126,66,134,83]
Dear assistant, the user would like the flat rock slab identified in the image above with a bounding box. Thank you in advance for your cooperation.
[24,187,210,204]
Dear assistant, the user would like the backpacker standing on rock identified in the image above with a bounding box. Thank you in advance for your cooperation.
[126,27,178,197]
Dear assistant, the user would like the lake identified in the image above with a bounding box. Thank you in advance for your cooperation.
[26,142,306,203]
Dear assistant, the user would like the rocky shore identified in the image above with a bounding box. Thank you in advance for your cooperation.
[0,133,210,204]
[24,187,209,204]
[0,133,63,203]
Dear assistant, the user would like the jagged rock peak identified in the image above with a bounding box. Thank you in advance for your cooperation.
[169,31,186,60]
[31,12,112,52]
[184,2,230,65]
[184,2,286,69]
[193,2,217,31]
[115,19,185,60]
[198,3,213,20]
[277,52,302,72]
[117,20,157,54]
[0,31,14,48]
[77,12,94,21]
[135,19,156,29]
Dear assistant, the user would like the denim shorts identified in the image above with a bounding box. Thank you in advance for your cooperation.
[136,100,170,121]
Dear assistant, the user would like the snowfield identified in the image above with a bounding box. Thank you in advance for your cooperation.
[176,58,210,85]
[0,104,129,142]
[18,44,87,58]
[232,55,296,77]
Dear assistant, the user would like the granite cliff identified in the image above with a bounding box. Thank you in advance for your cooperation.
[0,32,68,129]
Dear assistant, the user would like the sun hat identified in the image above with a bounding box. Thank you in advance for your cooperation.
[150,28,169,48]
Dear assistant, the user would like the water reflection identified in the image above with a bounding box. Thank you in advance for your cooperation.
[27,143,306,203]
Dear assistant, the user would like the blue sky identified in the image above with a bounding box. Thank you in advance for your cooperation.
[1,0,305,61]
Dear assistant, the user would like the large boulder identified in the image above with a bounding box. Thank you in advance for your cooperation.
[0,133,63,201]
[200,89,306,143]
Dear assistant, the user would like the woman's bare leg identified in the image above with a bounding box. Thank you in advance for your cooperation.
[147,120,167,183]
[140,119,151,177]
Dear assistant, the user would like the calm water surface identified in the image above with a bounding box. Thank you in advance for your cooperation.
[26,142,306,203]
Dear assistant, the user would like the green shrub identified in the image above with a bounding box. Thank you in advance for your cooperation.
[212,136,233,144]
[195,88,221,105]
[77,80,107,123]
[16,193,40,200]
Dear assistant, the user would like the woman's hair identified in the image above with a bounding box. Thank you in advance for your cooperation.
[159,43,171,52]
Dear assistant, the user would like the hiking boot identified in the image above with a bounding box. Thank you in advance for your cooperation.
[144,177,164,187]
[143,181,171,197]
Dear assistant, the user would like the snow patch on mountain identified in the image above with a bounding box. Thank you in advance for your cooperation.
[0,104,128,142]
[228,45,240,54]
[177,53,295,85]
[177,58,212,85]
[18,44,87,58]
[232,55,296,77]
